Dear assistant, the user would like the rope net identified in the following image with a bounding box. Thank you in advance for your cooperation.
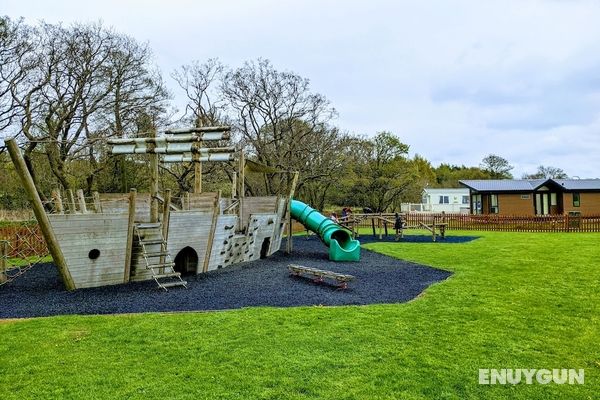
[0,223,50,286]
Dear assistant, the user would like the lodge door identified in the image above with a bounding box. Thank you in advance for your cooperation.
[535,193,549,215]
[535,192,561,215]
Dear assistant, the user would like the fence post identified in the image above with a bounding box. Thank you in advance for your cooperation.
[76,189,87,214]
[51,189,63,214]
[67,189,77,214]
[0,240,7,284]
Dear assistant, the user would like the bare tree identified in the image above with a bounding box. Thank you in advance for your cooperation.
[172,58,225,127]
[221,58,337,195]
[168,59,231,195]
[522,165,568,179]
[83,33,170,193]
[1,19,170,195]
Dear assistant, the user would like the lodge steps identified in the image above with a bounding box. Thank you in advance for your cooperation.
[134,223,187,291]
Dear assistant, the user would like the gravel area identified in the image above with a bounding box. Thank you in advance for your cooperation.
[0,236,457,319]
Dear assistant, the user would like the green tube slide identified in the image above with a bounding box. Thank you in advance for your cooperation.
[289,199,360,261]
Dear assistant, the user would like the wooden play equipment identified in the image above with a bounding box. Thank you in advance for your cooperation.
[5,126,295,291]
[289,200,360,261]
[288,264,355,289]
[339,212,448,242]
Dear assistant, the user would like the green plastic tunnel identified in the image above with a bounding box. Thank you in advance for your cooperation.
[289,199,360,261]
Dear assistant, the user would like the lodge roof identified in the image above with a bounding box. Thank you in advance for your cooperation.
[459,179,600,192]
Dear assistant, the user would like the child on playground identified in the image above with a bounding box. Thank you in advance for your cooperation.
[330,212,339,223]
[394,212,404,241]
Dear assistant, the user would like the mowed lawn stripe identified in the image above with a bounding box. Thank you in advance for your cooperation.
[0,231,598,399]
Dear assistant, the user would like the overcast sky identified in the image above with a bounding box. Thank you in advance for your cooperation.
[4,0,600,178]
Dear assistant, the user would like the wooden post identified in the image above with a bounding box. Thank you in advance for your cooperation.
[161,189,172,242]
[67,189,76,214]
[92,192,102,213]
[124,188,137,283]
[0,240,7,284]
[51,189,63,214]
[150,129,159,222]
[231,173,237,198]
[378,213,383,240]
[238,151,245,230]
[194,154,202,194]
[203,190,221,273]
[238,150,245,199]
[76,189,87,213]
[432,216,436,242]
[150,153,159,222]
[286,171,300,255]
[5,138,75,290]
[159,189,172,274]
[185,192,191,210]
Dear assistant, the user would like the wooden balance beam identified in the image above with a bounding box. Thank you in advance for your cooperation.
[417,222,448,242]
[288,264,355,289]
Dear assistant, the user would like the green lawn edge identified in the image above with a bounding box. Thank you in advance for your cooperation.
[1,230,598,399]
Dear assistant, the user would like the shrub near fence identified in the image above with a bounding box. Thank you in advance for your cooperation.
[0,222,48,258]
[350,213,600,233]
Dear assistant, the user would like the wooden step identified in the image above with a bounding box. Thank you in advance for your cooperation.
[147,262,175,269]
[160,281,187,288]
[139,239,165,245]
[154,272,181,278]
[144,251,170,258]
[135,223,162,229]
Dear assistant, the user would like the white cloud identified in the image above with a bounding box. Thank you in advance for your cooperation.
[4,0,600,177]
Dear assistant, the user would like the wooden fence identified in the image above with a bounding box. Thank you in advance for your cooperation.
[0,223,48,257]
[348,213,600,233]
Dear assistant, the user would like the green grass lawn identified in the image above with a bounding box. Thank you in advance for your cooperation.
[1,231,598,399]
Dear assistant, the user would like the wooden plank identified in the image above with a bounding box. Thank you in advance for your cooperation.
[48,210,128,289]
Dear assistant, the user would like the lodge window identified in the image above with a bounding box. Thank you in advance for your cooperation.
[489,194,499,214]
[439,195,449,204]
[573,192,580,207]
[462,195,469,204]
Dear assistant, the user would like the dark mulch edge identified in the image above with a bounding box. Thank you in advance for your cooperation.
[0,236,456,319]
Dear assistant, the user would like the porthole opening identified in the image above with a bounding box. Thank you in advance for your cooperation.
[88,249,101,260]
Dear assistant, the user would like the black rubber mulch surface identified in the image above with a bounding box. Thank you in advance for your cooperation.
[0,236,456,319]
[357,234,480,244]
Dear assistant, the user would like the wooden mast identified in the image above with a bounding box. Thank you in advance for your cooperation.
[5,138,75,290]
[285,171,300,254]
[149,127,159,223]
[124,188,137,283]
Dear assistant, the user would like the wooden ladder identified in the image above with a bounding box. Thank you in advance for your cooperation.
[134,223,187,291]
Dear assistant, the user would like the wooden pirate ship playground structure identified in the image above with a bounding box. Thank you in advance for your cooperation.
[3,126,360,291]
